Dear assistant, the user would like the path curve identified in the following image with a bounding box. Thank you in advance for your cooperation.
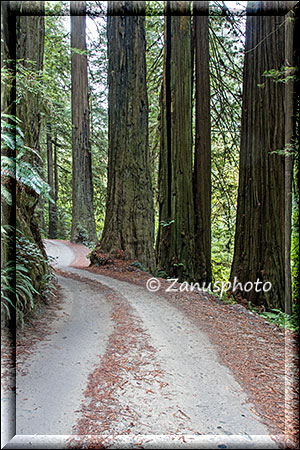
[6,240,278,449]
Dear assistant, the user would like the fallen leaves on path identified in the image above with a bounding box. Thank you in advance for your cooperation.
[58,270,203,449]
[5,241,298,449]
[81,256,298,449]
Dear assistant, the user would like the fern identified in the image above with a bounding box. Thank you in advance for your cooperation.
[1,113,53,203]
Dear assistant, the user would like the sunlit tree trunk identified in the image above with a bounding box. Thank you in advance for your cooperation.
[230,1,296,312]
[70,0,97,243]
[98,1,155,270]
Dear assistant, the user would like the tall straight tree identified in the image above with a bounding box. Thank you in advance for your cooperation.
[156,1,197,281]
[16,1,45,168]
[70,0,97,243]
[193,1,211,284]
[99,1,155,270]
[230,1,296,312]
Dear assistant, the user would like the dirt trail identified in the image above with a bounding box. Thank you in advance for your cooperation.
[4,240,279,449]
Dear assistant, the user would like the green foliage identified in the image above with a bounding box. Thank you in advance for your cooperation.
[262,66,297,84]
[73,224,95,249]
[38,12,73,238]
[1,114,53,203]
[291,89,299,306]
[130,261,169,278]
[269,143,295,157]
[145,9,164,236]
[130,261,151,274]
[209,2,245,282]
[160,219,175,227]
[86,5,109,235]
[1,232,58,325]
[1,237,55,327]
[15,59,44,104]
[1,263,36,326]
[291,191,299,304]
[16,234,45,267]
[222,294,237,305]
[146,1,164,16]
[154,269,168,278]
[40,5,108,238]
[259,308,299,333]
[1,264,16,315]
[1,111,56,326]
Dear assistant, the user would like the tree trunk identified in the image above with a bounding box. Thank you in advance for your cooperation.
[156,1,196,281]
[47,122,58,238]
[70,0,97,244]
[230,1,296,312]
[1,1,18,329]
[15,1,47,255]
[291,3,299,306]
[54,133,59,207]
[193,1,211,284]
[98,1,155,271]
[16,1,45,168]
[1,1,48,328]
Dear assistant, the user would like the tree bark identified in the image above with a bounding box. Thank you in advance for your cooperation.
[230,1,296,312]
[156,1,196,281]
[1,1,47,328]
[47,123,58,238]
[15,1,47,256]
[291,3,299,306]
[15,1,45,166]
[70,0,97,244]
[98,1,155,271]
[193,1,211,284]
[1,1,18,329]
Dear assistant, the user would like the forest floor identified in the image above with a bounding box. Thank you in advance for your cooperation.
[2,240,298,449]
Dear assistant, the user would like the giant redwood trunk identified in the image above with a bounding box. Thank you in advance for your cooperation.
[156,1,196,281]
[230,1,296,312]
[70,1,97,244]
[193,1,211,284]
[99,1,155,270]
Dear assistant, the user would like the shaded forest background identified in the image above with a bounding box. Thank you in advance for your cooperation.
[1,0,299,330]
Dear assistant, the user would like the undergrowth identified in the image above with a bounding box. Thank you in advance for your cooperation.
[258,307,299,333]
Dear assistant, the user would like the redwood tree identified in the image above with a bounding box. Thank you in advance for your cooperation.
[156,1,197,281]
[193,0,211,284]
[98,1,155,270]
[70,0,97,243]
[15,1,48,264]
[230,1,296,312]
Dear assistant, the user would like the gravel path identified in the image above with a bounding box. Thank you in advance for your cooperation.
[5,240,279,449]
